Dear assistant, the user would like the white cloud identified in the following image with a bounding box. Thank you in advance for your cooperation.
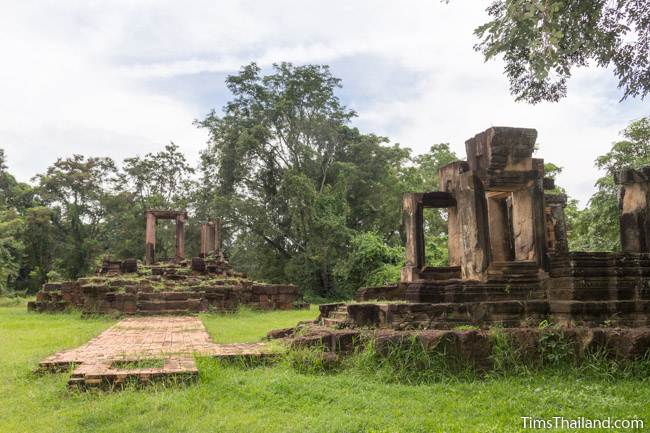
[1,0,646,205]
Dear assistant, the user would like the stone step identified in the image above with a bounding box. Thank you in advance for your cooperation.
[137,292,203,301]
[322,317,345,327]
[329,311,348,320]
[136,309,202,316]
[136,300,203,311]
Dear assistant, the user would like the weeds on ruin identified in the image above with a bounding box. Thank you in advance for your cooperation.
[489,328,529,376]
[344,335,476,384]
[277,327,650,385]
[488,322,578,377]
[577,348,650,382]
[537,321,576,369]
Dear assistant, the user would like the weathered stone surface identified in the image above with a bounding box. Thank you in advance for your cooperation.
[617,167,650,253]
[282,324,650,371]
[39,316,277,389]
[355,284,403,302]
[31,270,303,315]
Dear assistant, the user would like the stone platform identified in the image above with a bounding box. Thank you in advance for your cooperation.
[269,322,650,369]
[39,316,275,389]
[28,264,306,315]
[349,253,650,329]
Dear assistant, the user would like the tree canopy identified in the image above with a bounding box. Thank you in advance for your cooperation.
[568,116,650,251]
[196,63,453,297]
[472,0,649,103]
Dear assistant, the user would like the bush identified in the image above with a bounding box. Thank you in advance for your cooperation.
[333,232,403,296]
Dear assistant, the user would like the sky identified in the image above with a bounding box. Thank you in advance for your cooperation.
[1,0,647,206]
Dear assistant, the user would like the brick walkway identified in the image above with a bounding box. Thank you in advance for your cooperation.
[39,316,275,388]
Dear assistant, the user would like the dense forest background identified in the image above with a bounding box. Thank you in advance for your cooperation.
[1,63,648,300]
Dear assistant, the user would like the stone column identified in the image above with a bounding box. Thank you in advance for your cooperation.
[401,193,424,282]
[447,207,461,266]
[618,167,650,253]
[145,212,156,265]
[544,194,569,255]
[455,173,491,280]
[207,221,216,253]
[439,161,470,269]
[200,224,208,257]
[175,214,185,262]
[511,189,537,262]
[214,219,222,252]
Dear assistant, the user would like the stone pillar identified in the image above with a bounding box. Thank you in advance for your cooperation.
[440,161,470,268]
[207,221,216,253]
[145,212,156,265]
[200,223,208,257]
[401,193,424,282]
[544,194,569,255]
[511,189,537,262]
[175,214,185,262]
[447,207,461,266]
[617,167,650,253]
[455,173,491,280]
[532,158,549,268]
[214,219,222,252]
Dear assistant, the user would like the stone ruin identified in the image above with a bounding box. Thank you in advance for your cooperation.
[28,211,306,315]
[337,126,650,329]
[267,126,650,367]
[144,209,188,265]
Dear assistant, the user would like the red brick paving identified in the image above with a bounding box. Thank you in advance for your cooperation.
[39,316,275,388]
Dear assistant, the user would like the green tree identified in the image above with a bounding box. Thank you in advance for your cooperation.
[111,143,197,260]
[120,142,195,208]
[0,209,24,293]
[569,116,650,251]
[197,63,416,296]
[34,155,117,278]
[20,207,56,288]
[471,0,649,103]
[333,232,404,295]
[0,149,40,292]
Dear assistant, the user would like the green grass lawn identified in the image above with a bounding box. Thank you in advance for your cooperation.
[1,300,649,433]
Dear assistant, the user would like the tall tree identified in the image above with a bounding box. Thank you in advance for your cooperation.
[120,142,196,208]
[471,0,649,103]
[34,155,116,278]
[112,143,197,259]
[569,116,650,251]
[197,63,413,296]
[0,208,24,293]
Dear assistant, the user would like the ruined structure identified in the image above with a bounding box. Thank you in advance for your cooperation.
[28,212,306,315]
[317,127,650,330]
[144,210,188,265]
